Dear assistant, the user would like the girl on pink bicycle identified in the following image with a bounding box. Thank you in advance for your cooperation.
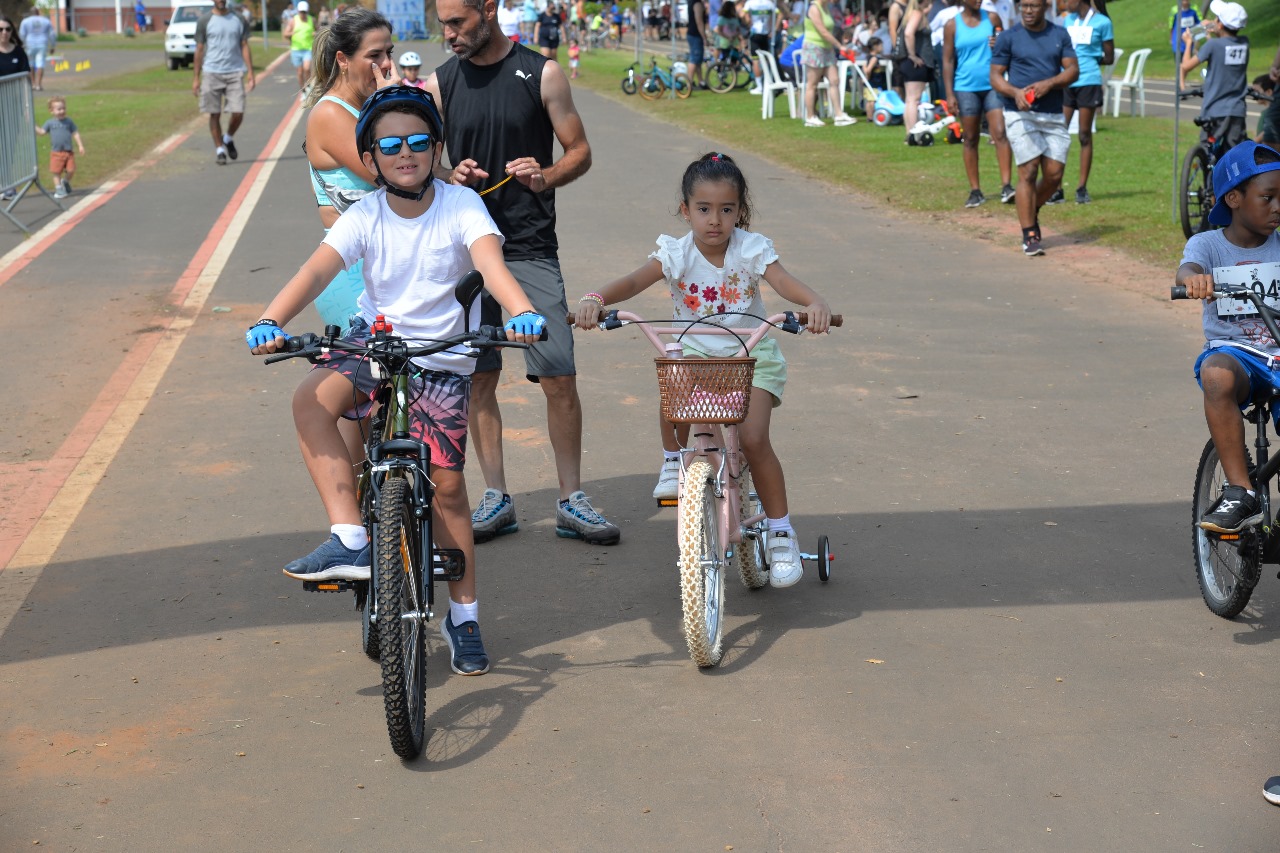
[574,152,833,587]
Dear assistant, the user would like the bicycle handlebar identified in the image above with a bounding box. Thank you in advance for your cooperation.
[261,324,541,366]
[566,310,843,357]
[563,311,843,328]
[1172,284,1280,349]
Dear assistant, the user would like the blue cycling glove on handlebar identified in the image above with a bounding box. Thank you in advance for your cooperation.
[504,311,547,337]
[246,320,289,350]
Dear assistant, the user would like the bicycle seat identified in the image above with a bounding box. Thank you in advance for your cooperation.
[1194,116,1211,128]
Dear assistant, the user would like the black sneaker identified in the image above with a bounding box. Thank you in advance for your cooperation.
[441,614,490,675]
[1046,187,1065,205]
[1022,236,1045,257]
[964,188,986,208]
[1075,186,1091,204]
[1199,484,1263,533]
[1000,183,1016,204]
[225,138,238,160]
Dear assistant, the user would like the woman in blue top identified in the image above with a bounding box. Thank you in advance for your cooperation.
[1056,0,1113,204]
[303,9,400,328]
[943,0,1012,208]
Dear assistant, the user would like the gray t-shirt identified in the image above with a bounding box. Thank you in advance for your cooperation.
[1183,229,1280,355]
[41,116,77,151]
[19,14,55,49]
[1197,34,1249,119]
[195,11,248,74]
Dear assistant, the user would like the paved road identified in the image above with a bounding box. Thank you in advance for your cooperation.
[2,50,1279,852]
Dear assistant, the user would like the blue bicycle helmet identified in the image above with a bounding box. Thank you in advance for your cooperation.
[354,85,445,200]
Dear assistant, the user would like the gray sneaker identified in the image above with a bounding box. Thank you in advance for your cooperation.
[471,488,518,543]
[556,490,621,545]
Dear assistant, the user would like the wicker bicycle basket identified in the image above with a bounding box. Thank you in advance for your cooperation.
[654,357,756,424]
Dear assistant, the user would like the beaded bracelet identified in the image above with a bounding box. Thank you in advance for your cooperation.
[578,292,605,307]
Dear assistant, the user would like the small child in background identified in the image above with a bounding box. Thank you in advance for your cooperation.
[1252,73,1279,144]
[398,51,426,89]
[36,96,85,200]
[568,36,580,78]
[863,36,886,90]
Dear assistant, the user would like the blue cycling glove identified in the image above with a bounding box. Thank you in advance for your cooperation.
[246,320,289,350]
[504,311,547,337]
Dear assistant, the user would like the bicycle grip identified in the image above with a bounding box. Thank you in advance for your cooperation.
[1171,285,1189,300]
[797,313,843,327]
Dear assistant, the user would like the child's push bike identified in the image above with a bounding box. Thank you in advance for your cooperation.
[1173,282,1280,618]
[583,310,842,667]
[639,56,693,101]
[263,272,536,759]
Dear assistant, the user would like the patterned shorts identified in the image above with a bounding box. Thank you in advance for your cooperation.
[314,320,472,471]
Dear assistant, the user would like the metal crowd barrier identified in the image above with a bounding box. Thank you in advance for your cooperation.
[1,71,63,234]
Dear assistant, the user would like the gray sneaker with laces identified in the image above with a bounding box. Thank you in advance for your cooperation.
[471,487,518,542]
[556,490,621,545]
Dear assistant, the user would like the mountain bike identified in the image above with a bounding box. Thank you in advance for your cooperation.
[707,46,753,93]
[263,272,536,758]
[1173,282,1280,618]
[579,310,842,667]
[639,56,693,100]
[1177,86,1271,239]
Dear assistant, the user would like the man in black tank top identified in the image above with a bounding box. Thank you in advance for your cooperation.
[427,0,621,547]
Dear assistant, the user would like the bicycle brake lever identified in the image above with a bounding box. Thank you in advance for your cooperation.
[779,311,802,334]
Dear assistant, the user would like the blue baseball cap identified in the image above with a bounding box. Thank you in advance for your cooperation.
[1209,141,1280,226]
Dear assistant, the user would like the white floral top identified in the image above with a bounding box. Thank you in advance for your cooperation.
[650,228,779,357]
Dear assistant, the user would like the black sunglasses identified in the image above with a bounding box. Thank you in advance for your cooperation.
[376,133,433,156]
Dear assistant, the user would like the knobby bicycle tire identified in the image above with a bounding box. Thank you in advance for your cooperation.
[375,475,429,758]
[678,460,725,666]
[1180,144,1213,239]
[358,474,380,660]
[1192,439,1261,619]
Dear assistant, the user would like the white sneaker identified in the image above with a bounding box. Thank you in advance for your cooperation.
[749,85,763,95]
[832,113,857,126]
[767,530,803,588]
[804,116,825,128]
[653,458,680,501]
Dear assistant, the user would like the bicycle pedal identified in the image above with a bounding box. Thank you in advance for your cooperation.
[655,498,678,507]
[302,579,361,593]
[433,548,466,582]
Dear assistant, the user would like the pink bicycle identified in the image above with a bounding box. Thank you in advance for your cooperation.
[583,309,842,667]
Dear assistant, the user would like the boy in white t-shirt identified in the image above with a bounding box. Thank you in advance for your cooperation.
[247,87,544,676]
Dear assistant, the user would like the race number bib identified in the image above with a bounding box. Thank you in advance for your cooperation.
[1215,262,1280,316]
[1224,44,1248,65]
[1067,24,1093,47]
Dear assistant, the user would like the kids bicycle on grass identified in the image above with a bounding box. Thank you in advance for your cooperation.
[245,86,545,676]
[1180,141,1280,535]
[574,152,832,587]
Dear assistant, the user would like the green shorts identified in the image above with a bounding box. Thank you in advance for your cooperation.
[687,335,787,407]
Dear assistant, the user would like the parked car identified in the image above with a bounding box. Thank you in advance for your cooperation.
[164,0,213,70]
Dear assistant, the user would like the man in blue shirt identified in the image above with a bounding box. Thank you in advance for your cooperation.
[990,0,1077,257]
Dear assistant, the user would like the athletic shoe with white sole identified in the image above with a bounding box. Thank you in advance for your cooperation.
[441,614,490,675]
[556,491,621,545]
[471,488,518,542]
[653,459,680,501]
[767,530,803,588]
[283,534,371,581]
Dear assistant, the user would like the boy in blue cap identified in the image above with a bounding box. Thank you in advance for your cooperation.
[1179,140,1280,532]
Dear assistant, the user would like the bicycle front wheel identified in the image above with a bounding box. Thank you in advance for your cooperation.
[622,76,637,95]
[737,463,768,589]
[639,73,666,100]
[358,474,380,660]
[679,460,726,667]
[1180,144,1213,239]
[375,475,428,758]
[1192,438,1261,619]
[708,61,736,93]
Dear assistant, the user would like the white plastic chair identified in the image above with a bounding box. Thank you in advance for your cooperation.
[1099,46,1123,115]
[756,49,797,119]
[1107,47,1149,118]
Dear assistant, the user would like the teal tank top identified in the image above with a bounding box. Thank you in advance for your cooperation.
[309,95,376,210]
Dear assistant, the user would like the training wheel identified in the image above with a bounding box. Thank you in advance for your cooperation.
[817,534,832,582]
[872,108,891,127]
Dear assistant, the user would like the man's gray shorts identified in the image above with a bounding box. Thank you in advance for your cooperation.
[475,257,574,382]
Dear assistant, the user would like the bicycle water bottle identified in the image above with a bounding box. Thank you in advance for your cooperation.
[665,341,684,359]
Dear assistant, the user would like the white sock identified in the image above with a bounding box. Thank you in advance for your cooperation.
[450,598,478,626]
[331,524,368,550]
[664,450,680,462]
[216,145,227,154]
[767,515,793,536]
[223,133,233,144]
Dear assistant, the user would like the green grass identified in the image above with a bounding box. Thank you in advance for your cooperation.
[33,42,284,189]
[1106,1,1280,80]
[574,48,1203,267]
